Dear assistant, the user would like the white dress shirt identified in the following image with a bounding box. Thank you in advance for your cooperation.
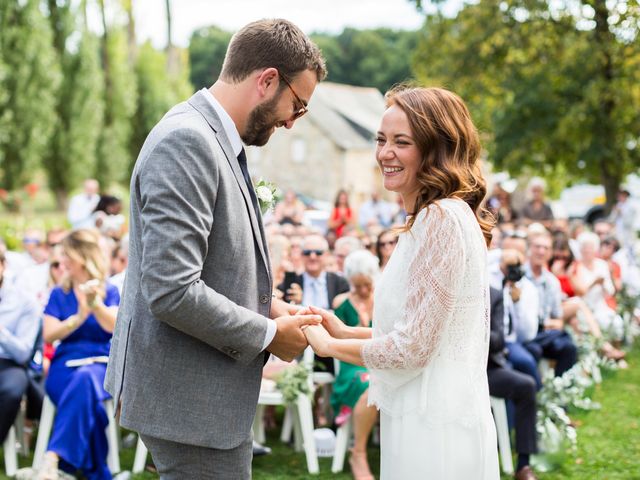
[490,269,540,343]
[201,88,277,350]
[0,281,41,365]
[67,193,100,229]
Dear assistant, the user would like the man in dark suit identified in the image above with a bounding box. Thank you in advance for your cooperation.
[279,234,350,374]
[489,287,539,480]
[280,234,350,309]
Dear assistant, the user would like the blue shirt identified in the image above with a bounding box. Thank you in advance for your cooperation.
[524,264,563,327]
[44,283,120,362]
[0,280,41,364]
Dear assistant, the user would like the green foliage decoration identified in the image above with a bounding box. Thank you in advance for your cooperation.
[274,364,313,405]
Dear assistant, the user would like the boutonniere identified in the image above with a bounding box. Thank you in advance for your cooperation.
[255,179,282,215]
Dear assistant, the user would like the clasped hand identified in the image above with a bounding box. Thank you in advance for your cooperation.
[267,298,349,361]
[299,306,348,358]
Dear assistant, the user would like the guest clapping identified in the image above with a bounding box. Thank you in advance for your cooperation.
[38,229,120,480]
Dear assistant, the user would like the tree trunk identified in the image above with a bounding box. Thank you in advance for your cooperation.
[99,0,111,124]
[593,0,618,214]
[165,0,176,74]
[54,188,68,211]
[124,0,137,64]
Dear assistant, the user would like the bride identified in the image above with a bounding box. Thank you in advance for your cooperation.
[303,86,499,479]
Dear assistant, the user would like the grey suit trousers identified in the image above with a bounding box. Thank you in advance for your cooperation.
[140,433,253,480]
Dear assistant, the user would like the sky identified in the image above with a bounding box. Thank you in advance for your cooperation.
[126,0,432,48]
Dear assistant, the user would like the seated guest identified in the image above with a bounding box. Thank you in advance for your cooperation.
[488,287,538,480]
[279,234,349,373]
[92,195,126,240]
[572,232,624,340]
[549,237,624,360]
[328,190,355,239]
[599,236,623,305]
[524,232,577,378]
[279,234,349,312]
[491,249,541,389]
[273,190,305,226]
[520,178,554,229]
[36,229,120,480]
[333,236,363,275]
[330,250,379,480]
[358,191,394,230]
[0,251,42,445]
[375,229,398,271]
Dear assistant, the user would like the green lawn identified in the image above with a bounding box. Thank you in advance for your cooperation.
[2,343,639,479]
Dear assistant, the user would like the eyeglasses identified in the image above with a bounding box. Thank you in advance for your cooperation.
[279,71,308,120]
[379,239,397,248]
[302,249,325,257]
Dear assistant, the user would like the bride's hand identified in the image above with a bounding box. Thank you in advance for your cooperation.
[308,306,349,339]
[303,324,333,357]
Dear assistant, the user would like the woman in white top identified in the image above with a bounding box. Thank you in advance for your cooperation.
[303,86,499,479]
[573,231,624,340]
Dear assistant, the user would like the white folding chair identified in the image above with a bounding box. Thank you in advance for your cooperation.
[32,395,121,474]
[132,436,148,474]
[3,425,18,477]
[253,347,319,474]
[331,416,353,473]
[490,396,514,475]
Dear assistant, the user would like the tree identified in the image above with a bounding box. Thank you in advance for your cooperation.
[412,0,640,208]
[0,0,61,191]
[130,41,192,171]
[97,0,137,187]
[46,30,104,208]
[44,1,104,208]
[188,25,232,89]
[311,28,419,92]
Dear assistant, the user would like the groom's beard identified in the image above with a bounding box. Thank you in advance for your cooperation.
[242,94,281,147]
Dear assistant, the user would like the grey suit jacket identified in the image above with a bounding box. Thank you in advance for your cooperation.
[105,90,273,449]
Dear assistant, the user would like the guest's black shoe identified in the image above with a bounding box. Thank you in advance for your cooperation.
[515,465,538,480]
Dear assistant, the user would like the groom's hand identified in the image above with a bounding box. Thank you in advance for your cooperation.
[267,314,322,362]
[269,297,302,319]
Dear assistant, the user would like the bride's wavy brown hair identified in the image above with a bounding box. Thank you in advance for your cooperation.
[385,85,494,246]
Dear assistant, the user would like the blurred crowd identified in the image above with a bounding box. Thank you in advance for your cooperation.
[1,176,639,480]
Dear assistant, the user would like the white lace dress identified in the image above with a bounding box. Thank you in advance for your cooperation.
[362,198,499,479]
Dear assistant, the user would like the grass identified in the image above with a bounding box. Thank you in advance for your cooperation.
[2,343,639,479]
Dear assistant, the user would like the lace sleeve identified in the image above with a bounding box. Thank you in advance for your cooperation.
[362,205,465,370]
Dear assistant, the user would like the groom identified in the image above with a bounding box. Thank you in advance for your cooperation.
[105,19,326,479]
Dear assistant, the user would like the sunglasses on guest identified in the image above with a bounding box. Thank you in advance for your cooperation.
[302,249,325,257]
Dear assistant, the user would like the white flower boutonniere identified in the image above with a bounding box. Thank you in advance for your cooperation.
[255,179,282,215]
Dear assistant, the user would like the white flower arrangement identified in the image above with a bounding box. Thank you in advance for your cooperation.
[254,179,282,215]
[532,333,621,471]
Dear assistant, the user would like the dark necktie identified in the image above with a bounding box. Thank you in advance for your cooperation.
[237,148,260,218]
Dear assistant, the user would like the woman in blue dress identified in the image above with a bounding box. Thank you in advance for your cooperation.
[37,229,119,480]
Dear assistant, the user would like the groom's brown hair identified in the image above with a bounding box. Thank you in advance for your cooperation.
[220,19,326,85]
